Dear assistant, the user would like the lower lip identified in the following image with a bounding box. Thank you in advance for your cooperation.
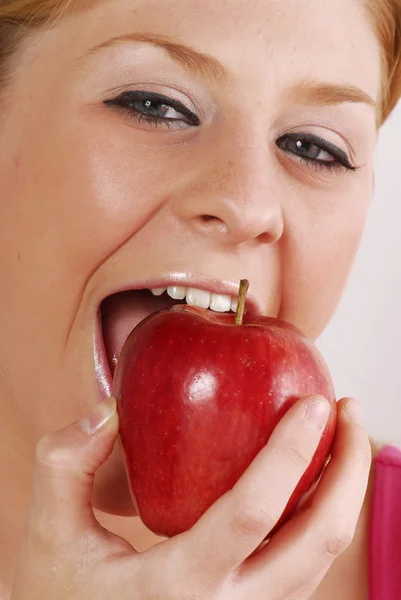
[94,308,113,399]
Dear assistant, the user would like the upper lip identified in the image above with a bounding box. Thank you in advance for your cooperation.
[100,272,263,316]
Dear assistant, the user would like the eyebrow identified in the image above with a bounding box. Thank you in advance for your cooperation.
[85,32,232,85]
[86,33,377,114]
[289,80,377,113]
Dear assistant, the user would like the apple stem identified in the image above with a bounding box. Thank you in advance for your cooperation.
[235,279,250,325]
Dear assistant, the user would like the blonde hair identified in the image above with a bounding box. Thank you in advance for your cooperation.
[0,0,400,123]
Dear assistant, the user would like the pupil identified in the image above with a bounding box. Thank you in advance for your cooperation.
[295,139,319,159]
[139,99,169,117]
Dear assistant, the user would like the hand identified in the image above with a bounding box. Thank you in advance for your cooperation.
[11,394,371,600]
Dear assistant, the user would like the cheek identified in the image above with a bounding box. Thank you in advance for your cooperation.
[0,123,175,433]
[278,184,371,339]
[1,129,174,304]
[43,136,170,279]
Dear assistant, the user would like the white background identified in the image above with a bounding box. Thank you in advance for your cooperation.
[317,101,401,445]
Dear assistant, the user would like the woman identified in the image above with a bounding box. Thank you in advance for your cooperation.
[1,0,401,598]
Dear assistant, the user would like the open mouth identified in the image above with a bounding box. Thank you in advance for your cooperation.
[99,285,245,387]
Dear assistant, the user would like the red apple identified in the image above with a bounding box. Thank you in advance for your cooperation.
[112,282,337,539]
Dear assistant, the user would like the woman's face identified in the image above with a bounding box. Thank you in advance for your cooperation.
[0,0,380,513]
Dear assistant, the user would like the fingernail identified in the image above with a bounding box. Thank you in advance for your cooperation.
[78,396,117,434]
[304,397,331,430]
[344,399,364,426]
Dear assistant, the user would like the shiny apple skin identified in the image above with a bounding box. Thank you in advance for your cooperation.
[113,305,337,539]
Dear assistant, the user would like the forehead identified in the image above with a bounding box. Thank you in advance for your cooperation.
[59,0,381,100]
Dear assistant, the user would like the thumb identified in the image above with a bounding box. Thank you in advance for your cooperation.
[29,396,119,539]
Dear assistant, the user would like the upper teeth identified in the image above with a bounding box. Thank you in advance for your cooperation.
[150,286,239,313]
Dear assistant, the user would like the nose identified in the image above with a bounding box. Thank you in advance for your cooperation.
[171,136,284,247]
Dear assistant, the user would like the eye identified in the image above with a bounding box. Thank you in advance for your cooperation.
[276,133,357,172]
[104,91,200,129]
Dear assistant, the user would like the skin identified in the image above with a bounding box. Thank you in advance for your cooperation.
[0,0,383,596]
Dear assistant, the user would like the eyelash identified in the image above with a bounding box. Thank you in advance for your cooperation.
[104,91,357,173]
[276,133,356,172]
[104,90,200,128]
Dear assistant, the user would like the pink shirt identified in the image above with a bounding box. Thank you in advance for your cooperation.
[369,445,401,599]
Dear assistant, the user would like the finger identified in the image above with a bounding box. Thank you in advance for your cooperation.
[28,396,119,540]
[301,397,371,554]
[180,394,332,587]
[234,397,371,599]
